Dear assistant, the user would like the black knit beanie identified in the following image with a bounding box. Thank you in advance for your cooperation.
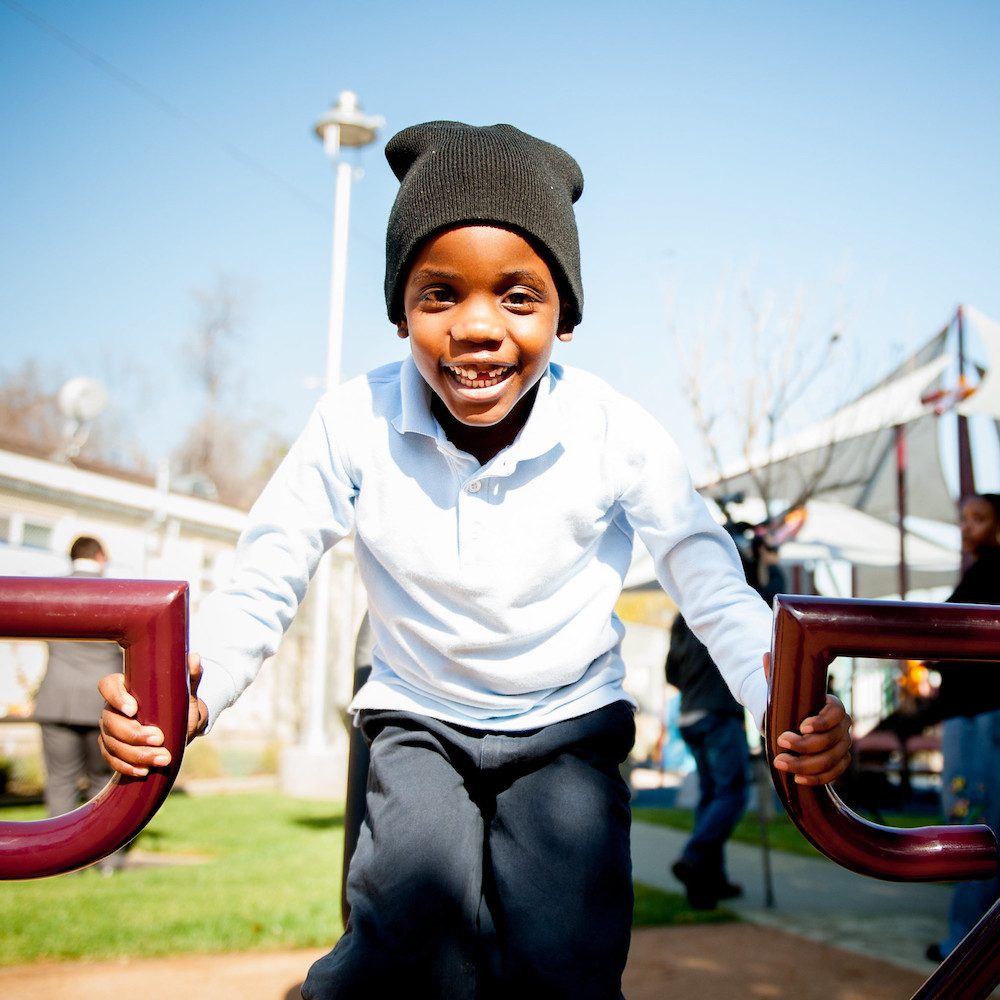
[384,121,584,327]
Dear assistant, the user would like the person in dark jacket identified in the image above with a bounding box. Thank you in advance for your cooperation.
[666,612,749,909]
[927,494,1000,961]
[33,536,125,873]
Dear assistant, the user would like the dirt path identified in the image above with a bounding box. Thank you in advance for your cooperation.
[0,924,929,999]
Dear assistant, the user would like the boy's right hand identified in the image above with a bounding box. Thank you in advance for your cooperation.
[98,653,209,777]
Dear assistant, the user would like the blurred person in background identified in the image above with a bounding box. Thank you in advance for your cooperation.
[33,536,125,875]
[927,494,1000,962]
[751,533,787,606]
[666,612,749,909]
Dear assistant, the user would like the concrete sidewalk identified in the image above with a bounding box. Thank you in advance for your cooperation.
[631,819,951,975]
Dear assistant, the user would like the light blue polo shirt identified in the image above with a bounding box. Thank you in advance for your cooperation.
[195,358,771,733]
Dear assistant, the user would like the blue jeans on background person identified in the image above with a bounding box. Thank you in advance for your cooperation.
[939,709,1000,956]
[677,711,749,890]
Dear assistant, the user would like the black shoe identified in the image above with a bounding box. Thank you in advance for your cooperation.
[926,944,945,963]
[671,859,718,910]
[715,880,743,901]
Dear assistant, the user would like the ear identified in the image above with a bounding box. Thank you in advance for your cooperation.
[396,318,409,339]
[557,303,575,342]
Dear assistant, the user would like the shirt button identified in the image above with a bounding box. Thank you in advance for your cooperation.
[467,480,482,494]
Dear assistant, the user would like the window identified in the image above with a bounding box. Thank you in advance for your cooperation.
[21,522,53,550]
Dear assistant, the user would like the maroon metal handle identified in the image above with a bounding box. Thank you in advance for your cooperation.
[0,576,189,880]
[767,594,999,882]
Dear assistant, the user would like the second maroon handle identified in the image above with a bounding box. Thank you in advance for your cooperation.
[766,594,998,883]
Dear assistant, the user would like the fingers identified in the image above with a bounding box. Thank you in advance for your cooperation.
[188,652,202,693]
[98,710,171,777]
[98,670,170,777]
[773,695,853,786]
[798,694,850,736]
[186,653,209,742]
[98,671,137,718]
[773,736,852,785]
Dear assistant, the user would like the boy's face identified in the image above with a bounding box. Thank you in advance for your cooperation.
[399,225,572,461]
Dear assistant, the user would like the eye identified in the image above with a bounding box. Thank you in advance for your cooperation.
[418,285,455,308]
[503,288,541,311]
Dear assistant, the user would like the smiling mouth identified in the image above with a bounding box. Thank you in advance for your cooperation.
[444,365,514,389]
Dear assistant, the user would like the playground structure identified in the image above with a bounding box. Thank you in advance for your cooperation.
[2,579,1000,998]
[768,595,1000,999]
[0,577,188,879]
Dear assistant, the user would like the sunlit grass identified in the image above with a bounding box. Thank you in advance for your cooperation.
[1,791,725,966]
[0,793,344,964]
[632,881,736,927]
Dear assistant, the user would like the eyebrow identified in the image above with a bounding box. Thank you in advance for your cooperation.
[501,268,548,286]
[407,267,461,285]
[407,267,549,287]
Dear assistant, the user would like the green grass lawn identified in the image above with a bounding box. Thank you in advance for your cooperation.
[0,792,345,964]
[0,791,719,965]
[632,882,735,928]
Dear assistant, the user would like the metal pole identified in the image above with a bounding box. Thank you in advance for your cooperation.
[895,424,909,600]
[752,748,776,908]
[956,308,976,489]
[326,159,353,389]
[956,306,977,574]
[304,140,354,752]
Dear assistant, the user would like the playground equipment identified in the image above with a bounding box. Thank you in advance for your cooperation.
[4,579,1000,996]
[0,577,189,879]
[768,594,1000,999]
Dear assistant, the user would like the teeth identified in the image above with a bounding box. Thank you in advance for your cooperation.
[447,365,511,388]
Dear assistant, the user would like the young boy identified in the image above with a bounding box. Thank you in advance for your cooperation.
[100,121,851,999]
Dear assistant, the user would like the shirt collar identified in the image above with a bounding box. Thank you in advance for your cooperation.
[70,558,103,576]
[392,356,564,465]
[511,364,564,462]
[394,356,438,438]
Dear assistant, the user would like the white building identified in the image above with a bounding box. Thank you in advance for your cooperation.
[0,440,365,787]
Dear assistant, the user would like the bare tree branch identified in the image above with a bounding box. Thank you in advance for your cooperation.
[172,276,285,507]
[674,269,857,519]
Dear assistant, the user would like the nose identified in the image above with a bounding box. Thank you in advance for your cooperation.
[451,295,504,345]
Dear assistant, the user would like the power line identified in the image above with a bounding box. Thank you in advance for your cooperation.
[1,0,328,216]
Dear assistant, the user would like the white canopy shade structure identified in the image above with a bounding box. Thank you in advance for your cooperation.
[624,308,1000,606]
[624,496,959,601]
[957,306,1000,419]
[694,306,1000,599]
[759,499,959,599]
[704,331,956,524]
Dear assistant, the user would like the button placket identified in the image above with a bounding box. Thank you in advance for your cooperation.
[456,471,492,570]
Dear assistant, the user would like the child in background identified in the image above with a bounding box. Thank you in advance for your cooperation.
[100,121,852,999]
[927,493,1000,962]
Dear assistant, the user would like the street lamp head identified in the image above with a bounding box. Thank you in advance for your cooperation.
[315,91,384,157]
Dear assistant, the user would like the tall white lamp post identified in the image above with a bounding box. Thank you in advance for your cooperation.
[315,91,384,389]
[299,92,383,779]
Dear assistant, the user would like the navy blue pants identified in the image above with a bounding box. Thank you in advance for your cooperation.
[301,701,635,1000]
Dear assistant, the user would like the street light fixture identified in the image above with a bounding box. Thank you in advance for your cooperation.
[297,92,382,781]
[315,90,383,157]
[314,91,385,390]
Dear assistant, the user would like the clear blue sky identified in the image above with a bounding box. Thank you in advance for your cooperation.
[2,0,998,479]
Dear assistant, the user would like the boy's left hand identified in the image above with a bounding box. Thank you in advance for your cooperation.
[772,695,852,785]
[764,653,853,786]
